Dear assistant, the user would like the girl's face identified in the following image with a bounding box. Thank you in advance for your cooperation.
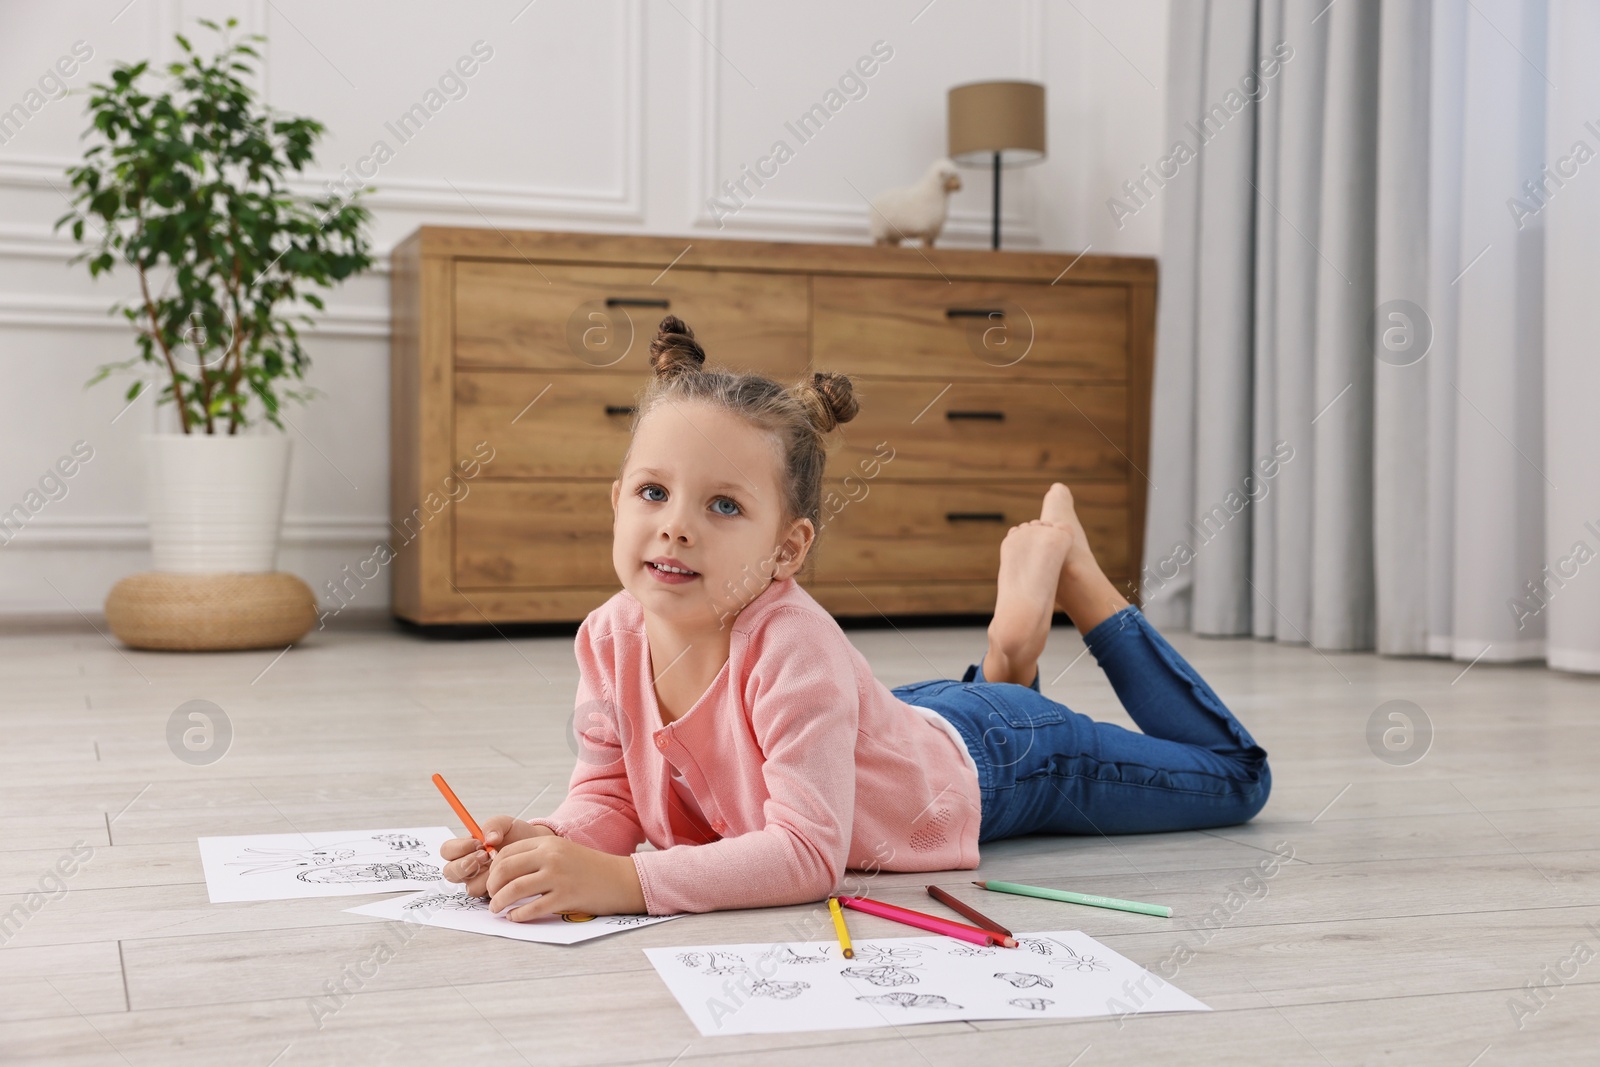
[611,400,814,633]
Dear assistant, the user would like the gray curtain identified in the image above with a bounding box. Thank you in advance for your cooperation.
[1146,0,1600,673]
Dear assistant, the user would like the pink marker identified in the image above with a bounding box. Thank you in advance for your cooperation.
[837,895,1018,948]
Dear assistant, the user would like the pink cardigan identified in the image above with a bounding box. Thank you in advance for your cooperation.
[527,577,983,914]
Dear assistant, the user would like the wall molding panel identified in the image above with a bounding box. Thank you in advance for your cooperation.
[2,515,390,549]
[0,2,647,227]
[0,292,390,338]
[285,1,647,224]
[686,0,1046,245]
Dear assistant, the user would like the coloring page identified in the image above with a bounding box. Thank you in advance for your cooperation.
[643,930,1209,1036]
[345,888,683,944]
[199,827,455,903]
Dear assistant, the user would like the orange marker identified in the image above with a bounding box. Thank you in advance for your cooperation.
[432,773,497,854]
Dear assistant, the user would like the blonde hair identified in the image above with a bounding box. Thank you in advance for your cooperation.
[620,315,859,572]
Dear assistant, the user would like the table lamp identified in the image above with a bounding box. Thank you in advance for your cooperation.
[947,80,1047,249]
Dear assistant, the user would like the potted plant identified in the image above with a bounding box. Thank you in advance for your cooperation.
[57,17,373,576]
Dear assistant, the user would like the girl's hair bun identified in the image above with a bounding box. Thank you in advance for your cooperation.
[799,371,859,433]
[649,315,707,380]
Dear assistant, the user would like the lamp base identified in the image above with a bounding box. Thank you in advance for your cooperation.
[992,151,1002,250]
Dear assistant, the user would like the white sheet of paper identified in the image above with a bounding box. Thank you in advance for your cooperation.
[344,888,683,944]
[199,827,455,903]
[644,930,1209,1035]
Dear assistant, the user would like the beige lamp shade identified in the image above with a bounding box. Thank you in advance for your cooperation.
[947,80,1047,166]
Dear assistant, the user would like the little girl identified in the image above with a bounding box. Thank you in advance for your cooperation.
[441,316,1271,919]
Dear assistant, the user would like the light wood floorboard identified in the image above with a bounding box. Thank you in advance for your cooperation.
[1,616,1597,1064]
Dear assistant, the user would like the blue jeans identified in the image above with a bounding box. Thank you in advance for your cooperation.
[890,605,1270,842]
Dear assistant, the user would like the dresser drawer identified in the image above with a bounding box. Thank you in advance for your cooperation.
[456,371,643,479]
[809,481,1129,583]
[834,379,1129,481]
[454,481,616,588]
[813,276,1127,381]
[455,262,810,374]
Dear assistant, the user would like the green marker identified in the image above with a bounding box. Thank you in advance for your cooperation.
[975,879,1173,918]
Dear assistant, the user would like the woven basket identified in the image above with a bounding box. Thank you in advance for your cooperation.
[105,572,317,651]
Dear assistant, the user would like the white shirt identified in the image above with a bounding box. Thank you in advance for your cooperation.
[668,764,712,825]
[904,704,979,776]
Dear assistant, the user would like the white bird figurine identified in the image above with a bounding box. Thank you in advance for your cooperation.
[869,159,963,247]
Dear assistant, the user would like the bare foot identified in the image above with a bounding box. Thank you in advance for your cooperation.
[1040,482,1096,574]
[1040,482,1129,635]
[982,520,1073,686]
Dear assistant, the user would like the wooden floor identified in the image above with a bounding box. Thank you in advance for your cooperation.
[2,612,1598,1065]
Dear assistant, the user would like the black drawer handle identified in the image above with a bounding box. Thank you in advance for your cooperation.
[945,512,1006,523]
[604,404,637,416]
[946,308,1005,319]
[606,297,670,308]
[946,410,1006,421]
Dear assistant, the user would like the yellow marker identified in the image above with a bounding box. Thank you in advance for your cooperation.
[828,896,855,959]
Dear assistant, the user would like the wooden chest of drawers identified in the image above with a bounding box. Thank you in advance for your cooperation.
[389,227,1156,625]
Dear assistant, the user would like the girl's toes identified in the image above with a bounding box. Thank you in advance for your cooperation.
[1041,482,1075,524]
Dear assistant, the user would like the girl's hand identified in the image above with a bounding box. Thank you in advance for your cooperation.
[439,816,556,897]
[483,836,647,920]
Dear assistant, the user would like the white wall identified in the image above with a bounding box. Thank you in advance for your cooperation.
[0,0,1167,619]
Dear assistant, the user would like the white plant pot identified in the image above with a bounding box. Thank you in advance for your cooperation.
[144,433,292,574]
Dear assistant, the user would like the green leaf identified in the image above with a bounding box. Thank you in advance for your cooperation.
[60,16,375,432]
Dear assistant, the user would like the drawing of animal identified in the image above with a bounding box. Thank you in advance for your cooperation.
[701,951,749,975]
[857,992,963,1010]
[226,845,357,875]
[371,833,426,851]
[868,159,962,247]
[296,860,441,883]
[678,953,745,979]
[946,943,998,957]
[757,946,832,966]
[1009,997,1053,1010]
[404,891,486,912]
[994,972,1054,989]
[842,965,921,987]
[747,978,809,999]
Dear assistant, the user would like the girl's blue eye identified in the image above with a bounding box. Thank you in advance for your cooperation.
[638,484,739,515]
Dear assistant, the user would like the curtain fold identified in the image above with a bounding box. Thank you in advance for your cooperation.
[1543,1,1600,673]
[1423,1,1467,657]
[1266,0,1328,645]
[1144,0,1210,635]
[1147,0,1600,673]
[1310,0,1379,651]
[1192,0,1260,635]
[1374,0,1432,654]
